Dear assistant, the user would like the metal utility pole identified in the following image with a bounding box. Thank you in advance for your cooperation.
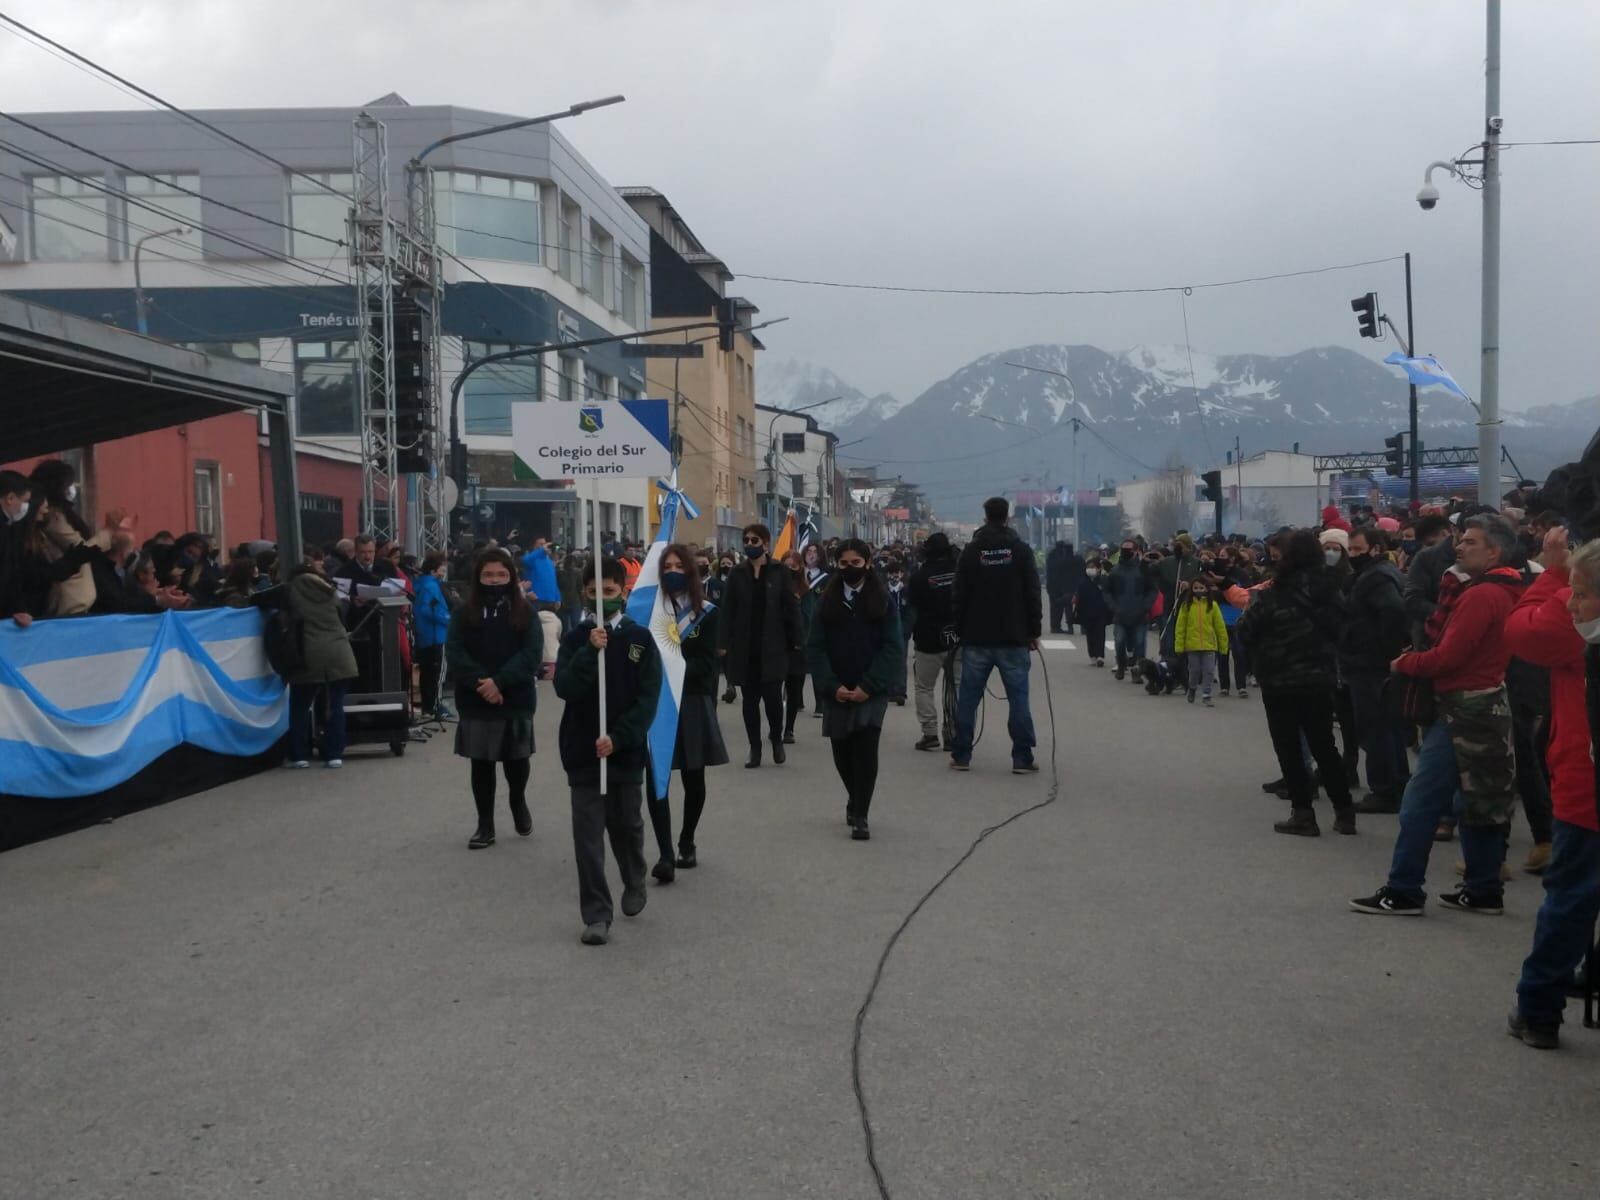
[1404,252,1419,505]
[351,114,401,543]
[1070,417,1081,547]
[1477,0,1502,506]
[133,225,190,336]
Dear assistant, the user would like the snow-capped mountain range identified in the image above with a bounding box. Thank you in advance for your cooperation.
[756,360,907,438]
[762,345,1597,516]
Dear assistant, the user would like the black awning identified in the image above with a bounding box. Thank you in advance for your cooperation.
[0,294,292,461]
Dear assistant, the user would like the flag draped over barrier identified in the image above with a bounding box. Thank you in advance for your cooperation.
[0,608,287,798]
[626,477,702,799]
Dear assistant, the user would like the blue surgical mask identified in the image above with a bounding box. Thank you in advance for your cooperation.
[662,570,688,595]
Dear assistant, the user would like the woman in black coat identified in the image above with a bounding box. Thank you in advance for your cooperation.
[1073,558,1110,667]
[445,547,544,849]
[808,539,903,841]
[717,523,802,767]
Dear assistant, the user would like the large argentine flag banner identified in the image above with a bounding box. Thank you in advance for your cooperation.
[626,478,702,800]
[1383,351,1473,402]
[0,609,288,798]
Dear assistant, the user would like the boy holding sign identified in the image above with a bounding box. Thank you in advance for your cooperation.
[554,556,662,946]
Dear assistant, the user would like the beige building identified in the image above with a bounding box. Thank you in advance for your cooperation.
[619,187,760,549]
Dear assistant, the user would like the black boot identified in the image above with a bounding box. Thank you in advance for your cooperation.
[770,736,787,765]
[745,743,762,769]
[1332,807,1357,836]
[468,794,495,849]
[509,794,532,837]
[1274,808,1321,837]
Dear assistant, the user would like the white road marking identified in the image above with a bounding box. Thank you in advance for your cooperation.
[1039,639,1076,650]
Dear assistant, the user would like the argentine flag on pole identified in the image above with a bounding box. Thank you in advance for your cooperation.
[1383,351,1473,402]
[626,476,702,800]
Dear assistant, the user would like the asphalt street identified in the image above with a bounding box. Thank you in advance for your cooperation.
[4,639,1599,1199]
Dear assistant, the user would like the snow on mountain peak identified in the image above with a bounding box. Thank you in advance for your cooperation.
[757,359,906,432]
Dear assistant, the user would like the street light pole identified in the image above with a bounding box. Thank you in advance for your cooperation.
[132,225,192,335]
[1478,0,1502,506]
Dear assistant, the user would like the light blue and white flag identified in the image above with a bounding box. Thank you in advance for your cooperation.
[1384,351,1472,401]
[0,608,287,798]
[626,476,702,799]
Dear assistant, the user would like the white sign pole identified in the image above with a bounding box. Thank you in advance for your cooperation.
[592,476,607,794]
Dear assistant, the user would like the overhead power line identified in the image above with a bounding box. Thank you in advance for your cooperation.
[0,12,351,199]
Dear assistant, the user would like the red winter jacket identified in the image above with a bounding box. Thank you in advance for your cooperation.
[1394,567,1522,693]
[1503,565,1595,831]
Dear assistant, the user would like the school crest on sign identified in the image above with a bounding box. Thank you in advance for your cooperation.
[579,407,604,434]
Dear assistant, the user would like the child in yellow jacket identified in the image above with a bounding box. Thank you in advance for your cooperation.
[1174,579,1228,706]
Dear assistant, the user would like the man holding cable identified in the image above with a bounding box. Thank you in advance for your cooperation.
[949,497,1043,774]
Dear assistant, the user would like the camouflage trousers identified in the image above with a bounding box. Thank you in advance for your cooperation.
[1437,685,1517,827]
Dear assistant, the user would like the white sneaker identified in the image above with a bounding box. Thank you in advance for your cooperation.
[325,759,344,769]
[1237,688,1249,699]
[285,760,310,770]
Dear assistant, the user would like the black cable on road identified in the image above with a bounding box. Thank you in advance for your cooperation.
[851,645,1061,1198]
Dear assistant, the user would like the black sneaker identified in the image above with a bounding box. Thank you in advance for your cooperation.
[1507,1009,1559,1049]
[1353,791,1401,815]
[851,818,871,841]
[468,828,495,850]
[1012,761,1040,775]
[1349,887,1424,916]
[621,884,648,917]
[914,734,941,752]
[1260,777,1286,794]
[1437,886,1503,915]
[510,797,532,837]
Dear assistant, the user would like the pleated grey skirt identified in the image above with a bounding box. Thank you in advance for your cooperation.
[454,715,534,761]
[821,695,889,738]
[672,693,730,771]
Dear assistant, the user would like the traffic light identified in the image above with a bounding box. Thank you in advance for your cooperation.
[1200,469,1223,504]
[1384,433,1405,477]
[1351,292,1380,339]
[716,295,739,353]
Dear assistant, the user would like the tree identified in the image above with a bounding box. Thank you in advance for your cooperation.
[1140,454,1193,541]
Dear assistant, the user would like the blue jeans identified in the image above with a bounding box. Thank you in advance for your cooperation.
[288,679,349,762]
[1385,720,1501,904]
[951,645,1037,766]
[1112,622,1145,671]
[1346,669,1411,795]
[1516,819,1600,1027]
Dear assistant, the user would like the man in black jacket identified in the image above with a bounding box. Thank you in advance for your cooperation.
[717,522,802,767]
[907,532,961,751]
[1045,541,1083,634]
[950,498,1042,773]
[1342,527,1412,813]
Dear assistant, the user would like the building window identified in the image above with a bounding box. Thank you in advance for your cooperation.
[558,198,581,283]
[618,384,641,403]
[434,172,540,264]
[463,340,539,436]
[584,222,612,304]
[558,356,579,403]
[781,431,806,454]
[193,462,222,543]
[619,252,644,326]
[28,174,110,261]
[583,365,610,403]
[123,173,203,258]
[294,340,359,436]
[620,506,641,543]
[288,171,353,259]
[790,474,806,497]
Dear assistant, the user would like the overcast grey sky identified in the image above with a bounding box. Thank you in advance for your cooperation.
[4,0,1597,410]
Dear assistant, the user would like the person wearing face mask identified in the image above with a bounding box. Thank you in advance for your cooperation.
[1339,527,1411,814]
[275,554,360,771]
[1173,578,1227,706]
[27,459,109,618]
[808,539,903,840]
[717,524,802,767]
[800,542,832,717]
[714,553,738,701]
[884,556,912,705]
[1072,553,1109,667]
[555,556,661,945]
[413,550,454,720]
[0,470,37,627]
[1499,528,1600,1048]
[649,545,727,873]
[445,548,544,849]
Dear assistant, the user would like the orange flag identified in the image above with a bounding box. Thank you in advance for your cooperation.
[772,511,797,560]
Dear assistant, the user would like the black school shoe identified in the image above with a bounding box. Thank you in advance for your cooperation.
[770,738,787,765]
[675,845,698,869]
[652,859,676,884]
[1437,886,1503,915]
[851,818,871,841]
[509,797,532,837]
[468,827,495,849]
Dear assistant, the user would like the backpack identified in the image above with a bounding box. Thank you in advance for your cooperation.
[263,610,306,678]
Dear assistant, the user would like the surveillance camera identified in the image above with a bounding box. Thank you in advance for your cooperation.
[1416,182,1440,211]
[1488,115,1504,133]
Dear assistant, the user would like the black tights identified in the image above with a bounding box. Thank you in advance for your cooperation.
[830,726,882,821]
[470,758,531,831]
